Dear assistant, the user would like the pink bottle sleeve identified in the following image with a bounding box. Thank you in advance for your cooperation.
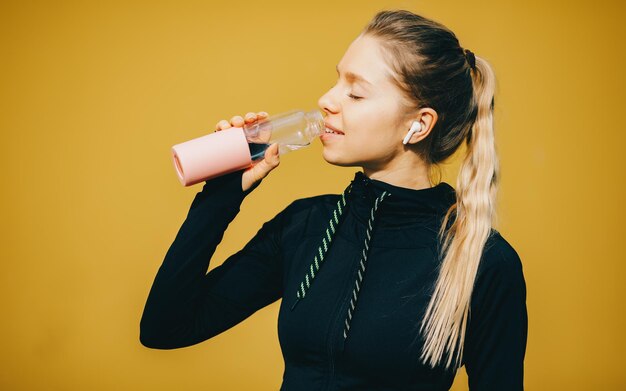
[171,127,252,186]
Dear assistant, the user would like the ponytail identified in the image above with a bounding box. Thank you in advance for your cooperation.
[419,54,500,370]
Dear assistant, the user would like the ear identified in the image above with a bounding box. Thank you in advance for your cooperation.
[403,108,438,145]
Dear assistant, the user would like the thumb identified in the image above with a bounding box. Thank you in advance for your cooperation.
[249,143,279,180]
[264,143,280,167]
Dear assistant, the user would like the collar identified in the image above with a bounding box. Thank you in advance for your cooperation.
[346,171,456,228]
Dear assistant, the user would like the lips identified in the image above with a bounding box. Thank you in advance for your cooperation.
[324,122,344,135]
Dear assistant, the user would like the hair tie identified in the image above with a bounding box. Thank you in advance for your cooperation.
[464,49,476,71]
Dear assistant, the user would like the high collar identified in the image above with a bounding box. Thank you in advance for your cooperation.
[345,171,456,228]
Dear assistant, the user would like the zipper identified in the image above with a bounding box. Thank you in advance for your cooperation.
[326,330,335,391]
[362,175,370,198]
[323,252,361,391]
[322,185,364,390]
[323,293,343,391]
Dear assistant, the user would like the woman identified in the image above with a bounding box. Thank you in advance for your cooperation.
[140,9,527,391]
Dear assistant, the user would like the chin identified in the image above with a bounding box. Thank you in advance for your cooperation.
[321,149,358,167]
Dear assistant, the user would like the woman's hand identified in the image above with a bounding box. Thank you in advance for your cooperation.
[215,111,280,192]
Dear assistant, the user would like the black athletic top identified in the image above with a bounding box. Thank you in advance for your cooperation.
[140,168,527,391]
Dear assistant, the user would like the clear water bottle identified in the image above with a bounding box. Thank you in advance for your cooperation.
[171,109,325,186]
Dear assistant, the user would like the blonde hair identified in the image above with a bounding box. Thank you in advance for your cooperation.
[362,10,499,370]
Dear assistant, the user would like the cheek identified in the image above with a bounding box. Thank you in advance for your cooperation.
[342,124,397,161]
[349,110,398,145]
[344,103,380,132]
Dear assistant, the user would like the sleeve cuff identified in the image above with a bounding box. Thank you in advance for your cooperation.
[200,169,262,201]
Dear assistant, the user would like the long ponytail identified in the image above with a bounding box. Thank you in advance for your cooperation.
[419,55,499,370]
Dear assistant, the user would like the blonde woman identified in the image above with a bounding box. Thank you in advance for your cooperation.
[141,9,527,391]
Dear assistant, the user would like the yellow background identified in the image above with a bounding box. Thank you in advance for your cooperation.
[1,0,624,389]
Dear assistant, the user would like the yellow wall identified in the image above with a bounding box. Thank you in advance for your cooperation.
[1,0,624,389]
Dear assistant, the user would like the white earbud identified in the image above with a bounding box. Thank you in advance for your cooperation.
[402,121,422,145]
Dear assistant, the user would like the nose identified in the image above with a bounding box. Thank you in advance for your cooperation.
[318,87,339,116]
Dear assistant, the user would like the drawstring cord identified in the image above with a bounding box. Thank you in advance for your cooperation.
[290,182,353,311]
[289,180,390,352]
[339,190,389,352]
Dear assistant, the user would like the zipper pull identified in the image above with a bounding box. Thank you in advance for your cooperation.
[290,297,301,311]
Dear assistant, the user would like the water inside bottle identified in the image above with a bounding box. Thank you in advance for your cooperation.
[248,142,270,161]
[248,141,311,160]
[278,143,310,155]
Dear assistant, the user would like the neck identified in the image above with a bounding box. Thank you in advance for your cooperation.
[362,164,433,191]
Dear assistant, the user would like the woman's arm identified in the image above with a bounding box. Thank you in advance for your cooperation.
[139,169,286,349]
[463,234,528,390]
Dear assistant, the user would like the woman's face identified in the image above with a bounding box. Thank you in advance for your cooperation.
[317,34,413,170]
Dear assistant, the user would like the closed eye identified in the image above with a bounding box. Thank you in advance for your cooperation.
[347,93,363,101]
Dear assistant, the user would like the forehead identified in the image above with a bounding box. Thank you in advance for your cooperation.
[337,35,395,87]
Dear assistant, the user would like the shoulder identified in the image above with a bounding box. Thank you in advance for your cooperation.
[466,229,528,341]
[479,230,524,276]
[473,230,526,299]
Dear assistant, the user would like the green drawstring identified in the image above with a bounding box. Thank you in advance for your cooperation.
[290,182,353,311]
[289,181,390,352]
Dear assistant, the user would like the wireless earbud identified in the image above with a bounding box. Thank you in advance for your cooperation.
[402,121,422,145]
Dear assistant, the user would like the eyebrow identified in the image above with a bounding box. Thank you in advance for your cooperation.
[336,65,373,86]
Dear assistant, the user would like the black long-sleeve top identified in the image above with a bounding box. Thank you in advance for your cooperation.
[140,168,528,390]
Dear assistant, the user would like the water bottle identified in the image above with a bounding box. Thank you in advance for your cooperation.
[171,109,325,186]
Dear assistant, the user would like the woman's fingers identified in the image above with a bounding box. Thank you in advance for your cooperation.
[244,112,257,123]
[215,120,230,131]
[245,111,269,123]
[230,115,245,127]
[215,111,269,131]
